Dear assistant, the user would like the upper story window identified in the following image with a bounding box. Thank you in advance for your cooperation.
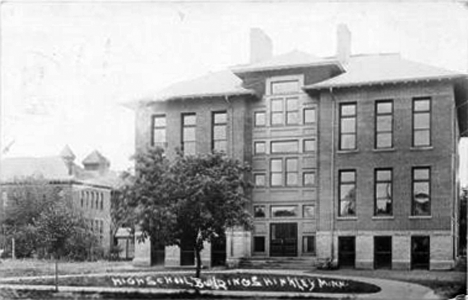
[212,111,227,152]
[271,97,300,126]
[375,100,393,149]
[339,103,357,150]
[254,141,266,155]
[338,170,356,217]
[286,98,299,125]
[270,80,300,95]
[303,139,316,153]
[267,76,302,127]
[182,113,196,155]
[254,111,266,127]
[413,98,431,147]
[271,98,284,126]
[374,169,393,216]
[152,115,166,147]
[270,158,283,187]
[412,167,431,216]
[304,107,317,124]
[254,205,266,218]
[254,173,266,187]
[270,158,298,187]
[271,140,299,154]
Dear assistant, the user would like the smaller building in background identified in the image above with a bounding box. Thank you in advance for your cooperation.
[0,146,120,255]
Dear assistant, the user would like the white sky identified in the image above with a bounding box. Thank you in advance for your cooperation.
[1,1,468,182]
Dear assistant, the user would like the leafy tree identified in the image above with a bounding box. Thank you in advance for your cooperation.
[110,171,136,246]
[1,177,61,258]
[0,176,101,261]
[127,148,252,277]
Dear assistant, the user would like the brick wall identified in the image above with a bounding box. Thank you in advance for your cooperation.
[317,81,457,233]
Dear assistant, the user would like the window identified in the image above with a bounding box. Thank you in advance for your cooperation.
[303,172,316,186]
[270,159,283,186]
[375,100,393,149]
[212,111,227,152]
[253,236,266,252]
[182,113,196,155]
[286,97,299,125]
[413,98,431,147]
[271,97,300,126]
[303,139,316,152]
[270,80,300,94]
[271,206,298,217]
[339,170,356,217]
[80,192,84,207]
[254,111,266,127]
[412,167,431,216]
[254,205,266,218]
[271,98,284,125]
[271,140,299,153]
[303,205,315,218]
[375,169,392,216]
[152,115,166,147]
[286,158,298,186]
[303,236,316,255]
[254,174,266,187]
[254,141,266,155]
[91,192,94,209]
[339,103,357,150]
[100,194,104,210]
[304,107,316,124]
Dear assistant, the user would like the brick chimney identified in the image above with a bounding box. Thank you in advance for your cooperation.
[250,28,273,64]
[337,24,351,64]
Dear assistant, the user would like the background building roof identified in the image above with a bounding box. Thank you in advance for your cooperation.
[0,156,73,182]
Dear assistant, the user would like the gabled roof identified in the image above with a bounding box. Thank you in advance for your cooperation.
[82,150,109,166]
[0,156,73,182]
[138,70,254,104]
[304,53,466,90]
[232,50,342,74]
[60,145,76,160]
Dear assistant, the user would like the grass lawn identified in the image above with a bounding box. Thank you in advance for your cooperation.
[0,259,138,277]
[0,259,465,298]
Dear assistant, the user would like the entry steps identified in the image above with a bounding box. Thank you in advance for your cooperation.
[239,256,317,270]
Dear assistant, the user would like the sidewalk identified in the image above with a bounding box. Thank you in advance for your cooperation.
[0,269,442,299]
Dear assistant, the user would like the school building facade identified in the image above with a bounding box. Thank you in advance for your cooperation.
[131,25,468,270]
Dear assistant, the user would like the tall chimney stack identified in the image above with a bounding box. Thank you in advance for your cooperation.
[250,28,273,64]
[337,24,351,64]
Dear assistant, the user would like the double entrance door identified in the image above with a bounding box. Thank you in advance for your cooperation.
[270,223,297,257]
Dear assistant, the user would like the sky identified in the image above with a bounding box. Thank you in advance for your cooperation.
[1,1,468,182]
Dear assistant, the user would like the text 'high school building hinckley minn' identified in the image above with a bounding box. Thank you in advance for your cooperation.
[130,25,468,270]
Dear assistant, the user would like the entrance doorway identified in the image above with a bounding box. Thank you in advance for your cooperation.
[338,236,355,268]
[211,236,226,267]
[180,237,195,266]
[411,236,430,270]
[270,223,297,257]
[150,237,165,266]
[374,236,392,269]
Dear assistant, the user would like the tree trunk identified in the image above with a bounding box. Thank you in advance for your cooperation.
[195,247,202,278]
